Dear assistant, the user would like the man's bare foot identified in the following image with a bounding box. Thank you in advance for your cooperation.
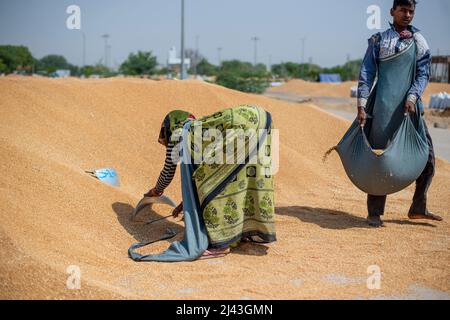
[367,216,384,228]
[408,210,443,221]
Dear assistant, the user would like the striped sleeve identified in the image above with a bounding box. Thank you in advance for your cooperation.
[155,143,178,193]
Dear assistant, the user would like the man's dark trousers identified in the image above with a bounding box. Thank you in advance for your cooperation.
[367,121,435,216]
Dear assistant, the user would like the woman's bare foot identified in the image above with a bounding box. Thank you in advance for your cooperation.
[199,247,230,260]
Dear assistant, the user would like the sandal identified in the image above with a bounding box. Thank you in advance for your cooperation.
[199,248,230,260]
[241,236,268,244]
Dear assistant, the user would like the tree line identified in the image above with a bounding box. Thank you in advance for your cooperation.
[0,45,362,94]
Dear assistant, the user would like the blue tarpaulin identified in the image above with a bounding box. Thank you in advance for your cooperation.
[319,74,342,83]
[429,92,450,110]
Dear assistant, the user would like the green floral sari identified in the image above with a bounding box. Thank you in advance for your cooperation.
[187,105,276,248]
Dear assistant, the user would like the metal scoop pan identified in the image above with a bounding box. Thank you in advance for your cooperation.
[131,195,177,220]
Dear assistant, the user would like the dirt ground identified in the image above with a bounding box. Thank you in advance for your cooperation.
[0,77,449,299]
[269,79,450,105]
[267,80,450,129]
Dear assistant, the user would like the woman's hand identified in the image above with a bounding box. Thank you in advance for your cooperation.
[144,188,163,198]
[172,202,183,218]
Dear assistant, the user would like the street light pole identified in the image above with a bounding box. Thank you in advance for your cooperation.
[82,32,86,67]
[194,35,199,77]
[301,37,306,64]
[251,36,260,66]
[107,45,112,70]
[180,0,185,79]
[101,34,109,68]
[217,47,222,66]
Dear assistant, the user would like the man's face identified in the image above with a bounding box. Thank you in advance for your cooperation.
[391,5,415,28]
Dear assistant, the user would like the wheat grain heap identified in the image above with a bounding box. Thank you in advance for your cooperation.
[0,77,449,299]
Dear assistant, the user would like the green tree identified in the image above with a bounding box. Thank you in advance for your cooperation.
[220,60,268,78]
[214,60,270,93]
[0,45,35,74]
[271,62,324,81]
[322,59,362,81]
[196,58,217,76]
[37,55,71,73]
[342,59,363,81]
[80,65,94,77]
[253,63,269,78]
[216,71,268,94]
[282,62,300,78]
[36,54,81,76]
[155,66,170,76]
[271,63,289,78]
[119,51,157,76]
[300,63,321,81]
[0,58,6,73]
[80,64,113,77]
[68,64,80,77]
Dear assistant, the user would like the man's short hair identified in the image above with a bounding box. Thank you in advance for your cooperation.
[393,0,417,9]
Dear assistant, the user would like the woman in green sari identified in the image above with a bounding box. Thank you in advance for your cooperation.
[131,105,276,262]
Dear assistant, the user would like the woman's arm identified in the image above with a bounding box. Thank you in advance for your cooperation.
[154,142,178,194]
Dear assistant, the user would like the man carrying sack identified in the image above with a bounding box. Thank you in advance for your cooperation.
[356,0,443,227]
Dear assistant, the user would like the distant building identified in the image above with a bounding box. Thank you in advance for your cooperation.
[167,46,190,78]
[270,81,284,87]
[431,56,450,83]
[49,69,71,78]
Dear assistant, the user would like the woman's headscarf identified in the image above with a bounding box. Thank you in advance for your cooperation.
[159,110,196,143]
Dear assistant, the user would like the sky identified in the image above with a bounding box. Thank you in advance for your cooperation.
[0,0,449,69]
